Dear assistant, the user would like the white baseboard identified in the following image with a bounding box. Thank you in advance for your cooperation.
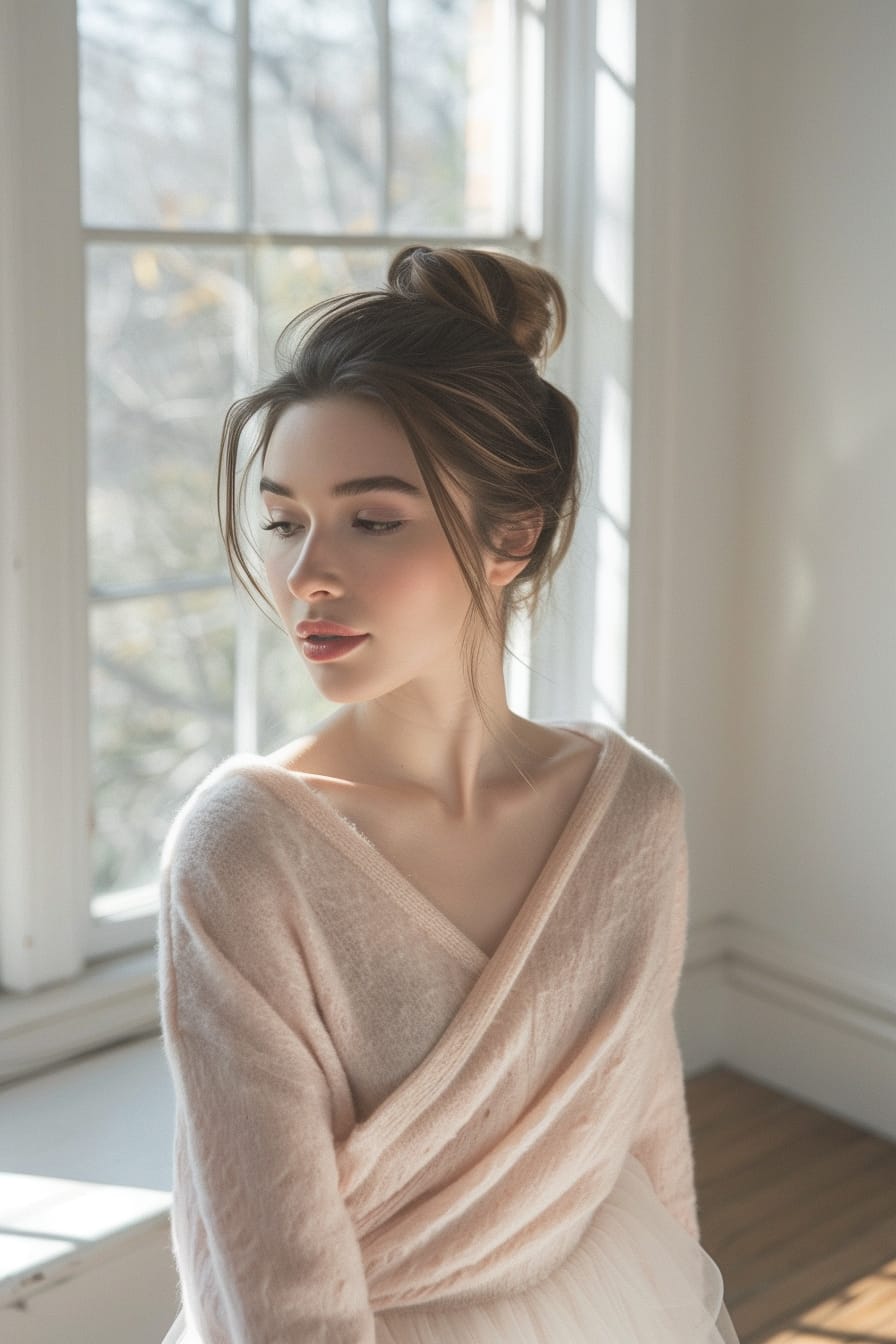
[679,913,896,1144]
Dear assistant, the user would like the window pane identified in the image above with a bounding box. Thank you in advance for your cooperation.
[248,245,387,750]
[257,612,333,754]
[521,0,545,237]
[256,245,389,379]
[90,588,236,897]
[86,243,243,589]
[390,0,512,232]
[78,0,237,229]
[251,0,381,232]
[593,511,628,727]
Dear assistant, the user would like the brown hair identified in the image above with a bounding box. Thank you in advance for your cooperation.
[217,244,581,736]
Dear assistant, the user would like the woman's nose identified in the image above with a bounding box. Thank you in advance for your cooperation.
[285,529,344,598]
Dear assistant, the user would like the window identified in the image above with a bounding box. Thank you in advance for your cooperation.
[0,0,635,1081]
[78,0,544,946]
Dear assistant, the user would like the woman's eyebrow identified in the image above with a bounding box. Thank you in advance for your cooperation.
[258,474,424,500]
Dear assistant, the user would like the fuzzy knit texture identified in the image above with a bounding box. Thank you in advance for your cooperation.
[157,720,700,1343]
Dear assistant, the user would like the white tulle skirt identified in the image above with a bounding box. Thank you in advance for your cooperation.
[161,1154,739,1343]
[374,1154,740,1344]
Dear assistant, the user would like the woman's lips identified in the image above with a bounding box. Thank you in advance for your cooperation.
[300,633,370,662]
[296,620,365,638]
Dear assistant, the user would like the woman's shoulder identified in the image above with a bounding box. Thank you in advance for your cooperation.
[558,719,685,830]
[543,717,679,785]
[159,752,286,875]
[616,726,682,793]
[612,727,686,839]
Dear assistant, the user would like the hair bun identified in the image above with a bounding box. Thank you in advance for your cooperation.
[387,245,566,368]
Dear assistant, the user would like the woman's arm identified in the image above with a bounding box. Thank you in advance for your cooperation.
[630,1009,701,1241]
[157,781,376,1344]
[629,787,701,1242]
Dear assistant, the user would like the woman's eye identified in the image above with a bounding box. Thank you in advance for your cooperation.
[355,518,405,534]
[260,518,404,538]
[260,520,301,538]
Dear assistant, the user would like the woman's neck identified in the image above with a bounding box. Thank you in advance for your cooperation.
[328,683,544,819]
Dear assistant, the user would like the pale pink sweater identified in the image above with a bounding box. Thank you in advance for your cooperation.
[157,721,699,1342]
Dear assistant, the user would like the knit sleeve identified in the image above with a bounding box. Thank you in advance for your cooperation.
[629,788,701,1242]
[630,1009,700,1241]
[157,778,376,1344]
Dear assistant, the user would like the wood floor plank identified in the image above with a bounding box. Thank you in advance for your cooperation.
[725,1182,896,1302]
[686,1067,896,1344]
[700,1135,895,1249]
[688,1067,791,1134]
[696,1103,858,1187]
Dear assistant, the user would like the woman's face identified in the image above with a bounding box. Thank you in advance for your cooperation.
[259,395,487,704]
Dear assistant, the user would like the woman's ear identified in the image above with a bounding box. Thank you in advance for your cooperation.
[486,507,544,587]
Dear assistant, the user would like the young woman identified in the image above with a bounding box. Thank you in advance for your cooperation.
[157,245,740,1343]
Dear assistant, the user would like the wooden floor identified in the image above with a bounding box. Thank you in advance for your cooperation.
[688,1067,896,1343]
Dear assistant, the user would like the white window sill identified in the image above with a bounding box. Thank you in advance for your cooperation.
[0,949,161,1088]
[0,1026,177,1336]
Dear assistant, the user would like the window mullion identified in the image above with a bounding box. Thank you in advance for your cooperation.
[528,0,599,724]
[235,0,253,232]
[237,1,265,758]
[506,0,523,236]
[375,0,393,232]
[0,0,91,992]
[234,585,261,756]
[234,236,260,755]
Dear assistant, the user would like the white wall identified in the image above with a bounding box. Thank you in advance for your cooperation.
[634,0,896,1132]
[734,0,896,985]
[631,0,749,935]
[632,0,748,924]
